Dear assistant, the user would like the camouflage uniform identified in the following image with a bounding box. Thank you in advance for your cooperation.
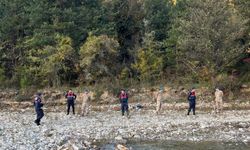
[156,90,163,114]
[215,89,223,113]
[81,92,90,116]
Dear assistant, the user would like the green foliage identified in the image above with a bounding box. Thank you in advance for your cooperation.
[19,68,30,89]
[144,0,171,41]
[133,33,163,81]
[79,34,120,83]
[120,67,131,80]
[176,0,246,85]
[113,0,144,63]
[234,0,250,54]
[0,67,5,84]
[24,34,76,87]
[0,0,249,88]
[15,89,35,102]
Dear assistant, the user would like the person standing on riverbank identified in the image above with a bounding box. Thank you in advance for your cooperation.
[155,88,163,115]
[65,89,77,115]
[119,89,129,117]
[81,90,90,116]
[215,88,224,113]
[187,88,196,115]
[34,93,44,126]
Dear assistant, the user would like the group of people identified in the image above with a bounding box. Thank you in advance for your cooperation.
[64,89,91,116]
[187,87,224,115]
[33,88,224,126]
[34,89,91,126]
[154,87,224,116]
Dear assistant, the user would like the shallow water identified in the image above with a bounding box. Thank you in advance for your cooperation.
[100,141,250,150]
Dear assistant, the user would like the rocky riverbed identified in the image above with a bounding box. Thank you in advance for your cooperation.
[1,110,250,149]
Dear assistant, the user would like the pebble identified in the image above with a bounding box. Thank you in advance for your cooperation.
[0,110,250,149]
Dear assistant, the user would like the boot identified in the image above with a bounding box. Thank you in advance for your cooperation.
[35,119,40,126]
[126,111,129,118]
[34,119,38,125]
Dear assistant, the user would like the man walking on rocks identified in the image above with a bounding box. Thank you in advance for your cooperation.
[65,89,77,115]
[34,93,44,125]
[215,88,224,113]
[187,88,196,115]
[119,89,129,117]
[81,90,90,116]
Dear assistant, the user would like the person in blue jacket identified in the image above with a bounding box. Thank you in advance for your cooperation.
[187,88,196,115]
[34,93,44,125]
[119,89,129,117]
[65,89,77,115]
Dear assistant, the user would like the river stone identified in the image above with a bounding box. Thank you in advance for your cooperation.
[115,135,123,141]
[114,135,127,144]
[239,122,248,128]
[133,134,141,139]
[116,144,129,150]
[1,110,250,149]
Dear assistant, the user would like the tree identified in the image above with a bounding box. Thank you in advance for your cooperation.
[164,0,189,76]
[42,35,77,86]
[132,33,164,81]
[144,0,172,41]
[113,0,144,63]
[143,0,176,78]
[24,35,76,87]
[176,0,246,85]
[234,0,250,52]
[79,34,120,83]
[0,0,30,80]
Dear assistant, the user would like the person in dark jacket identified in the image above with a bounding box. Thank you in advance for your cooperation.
[34,93,44,126]
[119,89,129,117]
[65,89,77,115]
[187,88,196,115]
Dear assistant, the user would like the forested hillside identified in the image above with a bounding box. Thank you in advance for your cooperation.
[0,0,249,89]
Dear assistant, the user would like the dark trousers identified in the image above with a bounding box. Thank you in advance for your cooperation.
[121,103,129,116]
[35,109,44,125]
[188,101,196,115]
[67,100,75,115]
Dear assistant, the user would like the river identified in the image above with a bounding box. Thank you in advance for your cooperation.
[100,141,250,150]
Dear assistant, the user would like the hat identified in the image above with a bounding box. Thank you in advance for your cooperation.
[36,92,42,96]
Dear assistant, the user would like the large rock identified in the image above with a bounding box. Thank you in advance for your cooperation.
[116,144,129,150]
[100,91,109,100]
[241,84,248,88]
[100,91,116,104]
[112,106,121,111]
[114,135,127,144]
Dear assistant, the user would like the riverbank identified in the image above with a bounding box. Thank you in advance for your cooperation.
[0,110,250,149]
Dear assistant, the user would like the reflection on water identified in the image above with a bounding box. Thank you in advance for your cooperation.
[100,141,250,150]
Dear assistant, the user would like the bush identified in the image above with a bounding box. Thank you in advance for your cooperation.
[15,94,32,102]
